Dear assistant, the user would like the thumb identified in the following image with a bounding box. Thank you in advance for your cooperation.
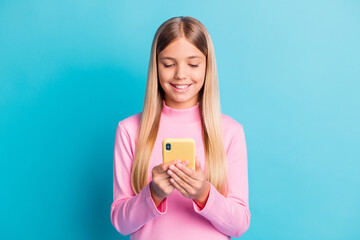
[195,157,201,171]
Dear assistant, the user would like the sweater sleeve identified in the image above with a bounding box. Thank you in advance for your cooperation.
[110,122,168,236]
[192,125,251,238]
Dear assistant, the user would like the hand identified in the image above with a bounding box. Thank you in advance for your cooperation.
[150,159,179,207]
[167,157,210,208]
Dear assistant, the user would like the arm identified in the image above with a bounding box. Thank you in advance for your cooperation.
[192,125,251,238]
[110,122,168,235]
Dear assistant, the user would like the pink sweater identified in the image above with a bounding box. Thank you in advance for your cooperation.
[110,100,251,239]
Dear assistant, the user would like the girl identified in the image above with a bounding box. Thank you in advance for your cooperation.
[110,16,250,240]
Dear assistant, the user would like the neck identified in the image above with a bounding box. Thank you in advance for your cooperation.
[163,97,199,109]
[161,99,201,124]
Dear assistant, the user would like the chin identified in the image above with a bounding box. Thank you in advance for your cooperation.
[174,97,197,105]
[171,98,188,103]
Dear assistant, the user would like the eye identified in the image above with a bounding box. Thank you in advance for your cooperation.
[164,64,174,68]
[189,64,198,68]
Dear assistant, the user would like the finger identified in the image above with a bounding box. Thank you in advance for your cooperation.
[157,172,172,180]
[163,178,174,188]
[153,176,173,190]
[174,161,200,181]
[167,165,194,190]
[169,176,190,197]
[158,159,180,173]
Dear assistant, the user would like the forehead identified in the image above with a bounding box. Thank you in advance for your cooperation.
[158,38,205,60]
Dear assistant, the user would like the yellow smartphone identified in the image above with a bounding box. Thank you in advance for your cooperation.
[162,138,196,170]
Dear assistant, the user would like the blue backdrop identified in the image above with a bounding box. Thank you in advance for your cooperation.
[1,0,359,239]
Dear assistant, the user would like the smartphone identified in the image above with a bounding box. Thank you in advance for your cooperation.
[162,138,196,170]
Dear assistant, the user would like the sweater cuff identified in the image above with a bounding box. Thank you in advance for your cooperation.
[145,182,168,215]
[192,181,215,214]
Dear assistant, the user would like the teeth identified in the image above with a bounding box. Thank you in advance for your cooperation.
[173,84,190,89]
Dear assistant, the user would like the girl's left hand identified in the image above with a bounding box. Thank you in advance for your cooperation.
[167,157,210,207]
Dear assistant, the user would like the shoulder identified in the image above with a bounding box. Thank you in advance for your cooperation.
[221,113,244,133]
[117,112,142,138]
[220,113,245,150]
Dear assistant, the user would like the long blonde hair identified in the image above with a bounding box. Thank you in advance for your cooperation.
[131,16,229,197]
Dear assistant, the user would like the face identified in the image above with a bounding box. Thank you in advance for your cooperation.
[157,37,206,109]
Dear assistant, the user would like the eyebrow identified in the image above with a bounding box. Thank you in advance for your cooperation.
[159,56,202,60]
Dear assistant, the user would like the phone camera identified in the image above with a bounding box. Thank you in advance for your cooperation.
[166,143,171,151]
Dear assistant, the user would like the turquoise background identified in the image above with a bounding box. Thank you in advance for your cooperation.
[1,0,359,239]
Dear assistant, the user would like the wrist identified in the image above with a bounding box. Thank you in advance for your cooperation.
[194,182,210,208]
[150,182,164,207]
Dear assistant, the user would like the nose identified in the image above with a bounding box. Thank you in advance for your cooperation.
[174,63,186,80]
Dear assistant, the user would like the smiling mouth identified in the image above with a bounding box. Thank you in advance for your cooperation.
[171,83,192,89]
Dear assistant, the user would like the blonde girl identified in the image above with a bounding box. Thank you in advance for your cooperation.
[110,16,250,240]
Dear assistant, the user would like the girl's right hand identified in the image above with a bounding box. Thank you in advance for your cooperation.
[150,159,180,206]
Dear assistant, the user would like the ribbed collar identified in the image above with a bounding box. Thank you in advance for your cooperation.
[161,100,201,124]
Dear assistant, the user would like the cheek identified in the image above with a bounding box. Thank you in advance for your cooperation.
[191,67,206,83]
[158,68,173,83]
